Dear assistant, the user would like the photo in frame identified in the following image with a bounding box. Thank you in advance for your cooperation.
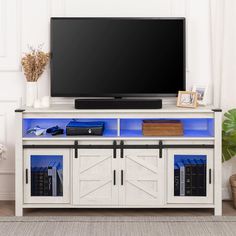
[192,85,208,105]
[177,91,198,108]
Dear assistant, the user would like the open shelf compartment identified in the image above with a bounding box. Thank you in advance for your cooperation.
[23,118,118,138]
[120,118,214,138]
[23,118,214,139]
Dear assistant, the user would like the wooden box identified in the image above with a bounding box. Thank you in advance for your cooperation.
[142,120,183,136]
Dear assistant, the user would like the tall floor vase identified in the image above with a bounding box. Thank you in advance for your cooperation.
[26,82,38,107]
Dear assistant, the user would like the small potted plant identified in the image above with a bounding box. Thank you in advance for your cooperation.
[222,109,236,208]
[21,45,50,107]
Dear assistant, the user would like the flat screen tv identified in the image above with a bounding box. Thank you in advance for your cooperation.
[51,17,185,97]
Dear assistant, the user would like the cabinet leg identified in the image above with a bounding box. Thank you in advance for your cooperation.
[214,205,222,216]
[15,205,23,216]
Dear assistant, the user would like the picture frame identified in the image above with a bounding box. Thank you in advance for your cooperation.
[192,85,208,106]
[177,91,198,108]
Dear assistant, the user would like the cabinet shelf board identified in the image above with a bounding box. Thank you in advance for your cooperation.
[120,129,214,138]
[23,129,117,139]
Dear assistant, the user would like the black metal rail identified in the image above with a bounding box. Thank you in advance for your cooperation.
[23,141,214,160]
[23,144,214,149]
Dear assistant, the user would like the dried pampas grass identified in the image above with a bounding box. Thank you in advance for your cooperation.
[21,45,50,82]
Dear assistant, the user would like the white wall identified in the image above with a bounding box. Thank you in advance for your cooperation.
[0,0,230,200]
[213,0,236,199]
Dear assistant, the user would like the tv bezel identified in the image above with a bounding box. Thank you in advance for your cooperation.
[50,17,186,98]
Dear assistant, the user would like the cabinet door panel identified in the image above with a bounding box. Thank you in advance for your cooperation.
[24,149,70,204]
[73,148,118,205]
[167,149,213,204]
[120,149,164,206]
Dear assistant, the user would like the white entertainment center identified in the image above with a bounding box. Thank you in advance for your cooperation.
[15,104,222,216]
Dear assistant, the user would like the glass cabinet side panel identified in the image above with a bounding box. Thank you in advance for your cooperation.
[174,154,207,197]
[30,155,63,197]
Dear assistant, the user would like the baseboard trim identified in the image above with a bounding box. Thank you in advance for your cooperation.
[222,187,232,200]
[0,170,14,175]
[0,192,15,201]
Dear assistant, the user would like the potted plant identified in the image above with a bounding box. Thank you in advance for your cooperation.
[21,45,50,107]
[222,109,236,208]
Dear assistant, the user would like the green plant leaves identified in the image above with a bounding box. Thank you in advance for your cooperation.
[222,109,236,162]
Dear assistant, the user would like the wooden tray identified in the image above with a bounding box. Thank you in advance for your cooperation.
[142,120,183,136]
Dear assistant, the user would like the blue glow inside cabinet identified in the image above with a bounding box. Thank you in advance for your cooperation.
[24,149,70,204]
[120,118,214,138]
[23,118,118,138]
[167,149,213,204]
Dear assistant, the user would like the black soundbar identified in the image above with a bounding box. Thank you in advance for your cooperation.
[75,99,162,109]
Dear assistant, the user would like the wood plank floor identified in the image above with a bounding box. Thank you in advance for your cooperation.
[0,201,236,216]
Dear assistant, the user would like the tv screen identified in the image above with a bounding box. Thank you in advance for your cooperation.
[51,17,185,97]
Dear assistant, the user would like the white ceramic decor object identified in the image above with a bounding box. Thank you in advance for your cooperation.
[26,82,38,107]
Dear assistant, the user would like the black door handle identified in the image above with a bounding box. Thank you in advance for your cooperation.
[209,169,212,184]
[113,170,116,185]
[26,169,28,184]
[121,170,124,185]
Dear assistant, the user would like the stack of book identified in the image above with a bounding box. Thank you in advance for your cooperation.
[174,158,206,197]
[31,161,63,197]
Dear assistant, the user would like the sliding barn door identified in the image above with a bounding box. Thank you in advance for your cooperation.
[119,147,164,206]
[73,143,118,205]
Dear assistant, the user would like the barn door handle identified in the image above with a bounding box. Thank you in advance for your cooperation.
[121,170,124,185]
[113,170,116,185]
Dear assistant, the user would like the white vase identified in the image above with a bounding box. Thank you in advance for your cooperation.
[26,82,38,107]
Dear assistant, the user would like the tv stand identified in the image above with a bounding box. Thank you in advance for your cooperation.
[74,98,162,109]
[15,105,222,216]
